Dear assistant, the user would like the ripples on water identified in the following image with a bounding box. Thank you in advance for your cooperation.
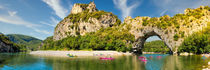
[0,53,209,70]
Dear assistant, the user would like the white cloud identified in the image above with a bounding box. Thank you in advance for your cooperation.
[8,11,17,16]
[152,0,210,15]
[40,17,59,27]
[42,0,68,19]
[160,9,167,16]
[113,0,140,19]
[50,17,59,25]
[32,28,52,35]
[40,21,54,27]
[0,5,3,9]
[0,11,51,35]
[66,0,73,13]
[41,0,71,35]
[0,15,37,28]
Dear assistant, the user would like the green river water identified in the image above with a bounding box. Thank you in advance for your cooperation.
[0,53,209,70]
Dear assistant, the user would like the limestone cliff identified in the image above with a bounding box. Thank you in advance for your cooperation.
[0,33,20,52]
[71,2,97,14]
[53,1,209,54]
[122,6,210,54]
[54,2,121,40]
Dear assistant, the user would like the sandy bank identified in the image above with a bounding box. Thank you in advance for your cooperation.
[180,52,210,57]
[30,51,132,57]
[201,54,210,58]
[142,52,166,54]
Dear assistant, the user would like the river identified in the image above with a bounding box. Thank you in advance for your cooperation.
[0,53,209,70]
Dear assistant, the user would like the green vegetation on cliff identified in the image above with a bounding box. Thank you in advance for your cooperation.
[178,24,210,54]
[136,6,210,41]
[143,40,170,53]
[0,34,20,52]
[141,6,209,29]
[76,3,89,8]
[7,34,42,51]
[42,27,135,52]
[45,6,210,53]
[62,9,121,26]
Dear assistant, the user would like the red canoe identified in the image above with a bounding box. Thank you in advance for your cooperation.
[100,57,115,60]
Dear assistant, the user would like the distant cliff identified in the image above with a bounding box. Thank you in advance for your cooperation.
[53,2,121,40]
[0,33,20,52]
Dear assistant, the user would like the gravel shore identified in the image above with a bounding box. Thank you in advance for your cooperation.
[30,51,132,57]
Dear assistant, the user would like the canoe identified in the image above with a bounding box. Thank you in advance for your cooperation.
[139,56,147,62]
[67,54,77,57]
[141,59,147,61]
[139,56,146,59]
[100,57,114,60]
[149,56,153,58]
[157,56,162,58]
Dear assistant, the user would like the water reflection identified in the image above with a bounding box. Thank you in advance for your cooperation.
[0,53,209,70]
[140,54,169,70]
[0,53,52,70]
[43,56,145,70]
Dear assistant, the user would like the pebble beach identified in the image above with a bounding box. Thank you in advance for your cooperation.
[30,51,132,57]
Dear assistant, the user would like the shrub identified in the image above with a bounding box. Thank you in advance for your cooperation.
[42,27,135,52]
[143,40,170,53]
[173,34,179,41]
[178,26,210,54]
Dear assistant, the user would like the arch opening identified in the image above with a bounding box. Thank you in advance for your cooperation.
[132,31,173,54]
[142,36,171,54]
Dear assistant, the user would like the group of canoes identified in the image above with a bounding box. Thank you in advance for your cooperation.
[66,53,115,60]
[94,53,115,60]
[139,56,162,62]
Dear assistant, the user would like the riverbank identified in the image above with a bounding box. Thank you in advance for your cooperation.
[142,52,167,54]
[202,54,210,58]
[30,51,132,57]
[180,52,210,57]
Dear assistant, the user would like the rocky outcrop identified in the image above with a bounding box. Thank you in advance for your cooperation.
[54,2,120,40]
[71,2,97,14]
[123,6,210,54]
[0,33,20,52]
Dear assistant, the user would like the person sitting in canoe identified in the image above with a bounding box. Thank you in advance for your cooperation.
[67,53,77,57]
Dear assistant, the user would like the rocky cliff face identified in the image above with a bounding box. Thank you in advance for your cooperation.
[54,2,121,40]
[123,6,210,54]
[0,33,20,53]
[53,2,209,54]
[71,2,97,14]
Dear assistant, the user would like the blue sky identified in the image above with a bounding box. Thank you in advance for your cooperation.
[0,0,209,41]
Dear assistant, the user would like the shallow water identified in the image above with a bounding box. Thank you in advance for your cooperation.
[0,53,209,70]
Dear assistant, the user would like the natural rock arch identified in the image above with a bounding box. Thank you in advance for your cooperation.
[123,16,184,54]
[122,7,210,54]
[132,28,173,54]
